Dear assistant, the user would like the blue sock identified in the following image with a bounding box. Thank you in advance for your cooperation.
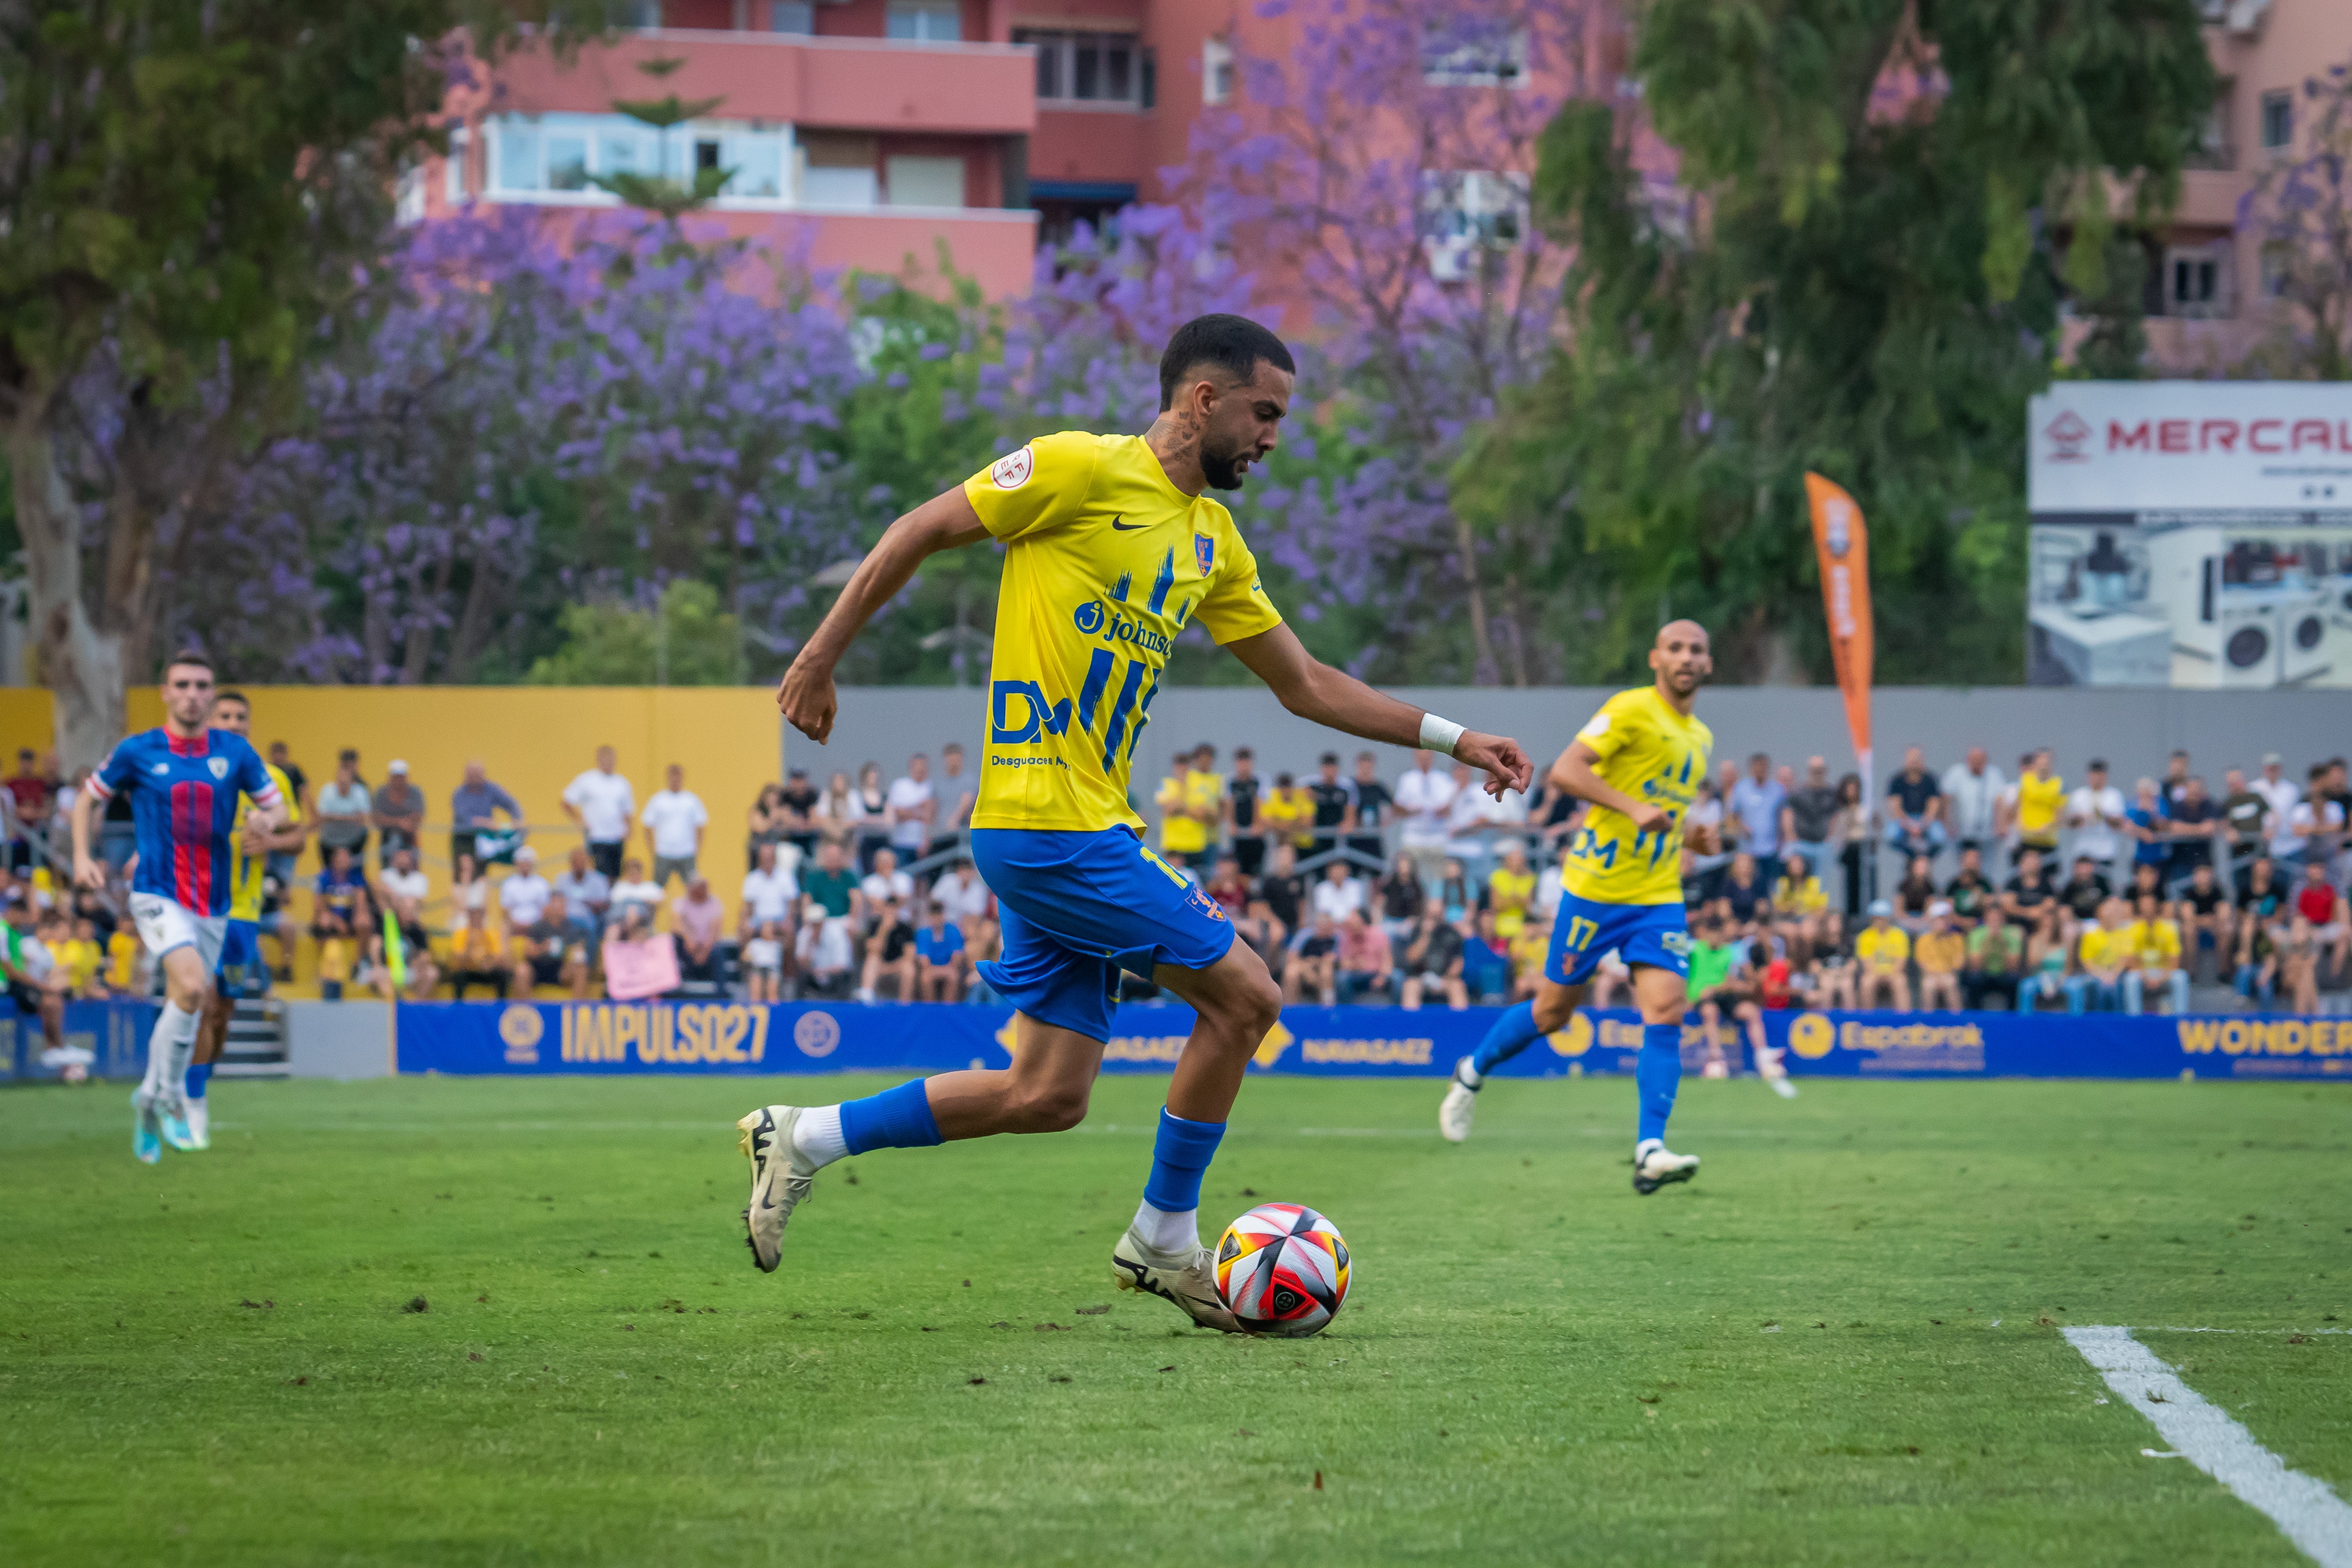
[1636,1021,1682,1144]
[1142,1107,1225,1213]
[184,1062,213,1099]
[837,1079,942,1156]
[1470,1000,1544,1078]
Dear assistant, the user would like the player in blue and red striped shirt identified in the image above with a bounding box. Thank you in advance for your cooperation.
[71,653,285,1164]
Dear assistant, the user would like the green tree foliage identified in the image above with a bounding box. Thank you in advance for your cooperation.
[526,580,743,686]
[1457,0,2215,685]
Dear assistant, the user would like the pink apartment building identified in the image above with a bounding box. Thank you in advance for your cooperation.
[418,0,2346,362]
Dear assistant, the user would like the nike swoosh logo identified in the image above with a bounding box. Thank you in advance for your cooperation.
[1110,517,1148,531]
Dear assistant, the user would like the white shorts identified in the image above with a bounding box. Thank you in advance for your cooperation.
[130,892,226,971]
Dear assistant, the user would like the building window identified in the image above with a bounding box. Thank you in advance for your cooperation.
[446,126,470,202]
[1418,170,1529,281]
[1016,29,1147,107]
[2162,244,2230,319]
[886,154,965,208]
[1202,36,1233,105]
[801,131,879,207]
[1421,19,1526,86]
[2259,89,2291,149]
[769,0,813,31]
[618,0,661,26]
[886,0,961,41]
[486,114,790,204]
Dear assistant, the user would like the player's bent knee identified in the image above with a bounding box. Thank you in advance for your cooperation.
[1008,1079,1091,1133]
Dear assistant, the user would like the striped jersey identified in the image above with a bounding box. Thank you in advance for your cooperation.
[86,728,281,917]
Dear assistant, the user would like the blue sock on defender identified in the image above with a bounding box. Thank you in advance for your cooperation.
[1636,1021,1682,1143]
[1143,1107,1225,1212]
[184,1062,212,1099]
[1470,1000,1543,1077]
[838,1079,942,1155]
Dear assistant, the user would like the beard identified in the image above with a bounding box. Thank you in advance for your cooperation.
[1200,432,1254,491]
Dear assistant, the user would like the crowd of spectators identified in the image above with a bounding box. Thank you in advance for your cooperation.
[4,728,2346,1015]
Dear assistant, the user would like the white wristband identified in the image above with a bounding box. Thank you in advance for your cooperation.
[1418,712,1465,758]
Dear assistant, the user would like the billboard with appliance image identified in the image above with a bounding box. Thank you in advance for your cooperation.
[2027,382,2352,688]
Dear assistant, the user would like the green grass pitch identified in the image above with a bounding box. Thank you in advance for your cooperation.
[2,1071,2346,1566]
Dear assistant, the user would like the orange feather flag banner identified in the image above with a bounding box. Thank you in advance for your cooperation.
[1805,472,1874,804]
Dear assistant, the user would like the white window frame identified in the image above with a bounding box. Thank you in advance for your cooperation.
[1016,27,1149,111]
[1418,170,1530,282]
[1202,36,1233,106]
[886,0,963,42]
[2162,242,2232,320]
[446,125,470,203]
[2258,88,2291,150]
[1421,21,1528,87]
[484,114,796,209]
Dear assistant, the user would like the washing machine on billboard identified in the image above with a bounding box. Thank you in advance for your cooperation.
[2146,527,2282,687]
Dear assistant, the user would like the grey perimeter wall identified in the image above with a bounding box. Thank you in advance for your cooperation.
[801,685,2352,797]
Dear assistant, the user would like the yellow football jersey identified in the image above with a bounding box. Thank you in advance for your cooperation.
[1560,686,1712,906]
[228,762,300,922]
[964,432,1282,835]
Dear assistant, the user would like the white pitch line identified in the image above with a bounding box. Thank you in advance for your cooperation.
[2063,1325,2352,1568]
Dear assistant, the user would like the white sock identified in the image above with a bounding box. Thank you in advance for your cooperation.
[790,1105,849,1170]
[1456,1059,1484,1089]
[1131,1199,1199,1257]
[185,1096,209,1144]
[1636,1137,1663,1161]
[155,1003,200,1110]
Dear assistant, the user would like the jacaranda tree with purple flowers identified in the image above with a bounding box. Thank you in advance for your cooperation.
[2235,60,2352,381]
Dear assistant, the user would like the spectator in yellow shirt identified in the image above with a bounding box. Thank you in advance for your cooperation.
[2066,898,2131,1013]
[1507,911,1550,1001]
[1154,744,1219,868]
[1913,902,1966,1010]
[1487,840,1537,940]
[1854,899,1911,1009]
[105,927,140,992]
[2004,748,2064,857]
[2121,891,2188,1015]
[57,918,107,997]
[1772,852,1829,959]
[1259,771,1315,853]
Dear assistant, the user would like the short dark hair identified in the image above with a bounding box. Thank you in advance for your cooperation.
[214,690,248,710]
[338,748,359,764]
[1320,751,1339,766]
[1157,314,1294,411]
[162,650,214,678]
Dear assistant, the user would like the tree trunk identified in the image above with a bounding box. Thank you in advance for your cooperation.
[4,404,125,774]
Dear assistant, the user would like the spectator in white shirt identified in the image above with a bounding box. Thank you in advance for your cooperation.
[885,753,937,862]
[496,844,554,931]
[551,845,612,940]
[2066,760,2128,875]
[2254,753,2306,861]
[933,741,976,857]
[1394,749,1459,879]
[378,846,431,922]
[560,746,636,880]
[1442,762,1494,873]
[640,764,708,888]
[741,842,799,924]
[860,845,915,914]
[932,858,993,925]
[1939,746,2006,857]
[610,855,665,922]
[2284,763,2345,867]
[1310,858,1366,923]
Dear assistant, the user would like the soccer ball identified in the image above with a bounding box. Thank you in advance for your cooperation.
[1214,1202,1349,1337]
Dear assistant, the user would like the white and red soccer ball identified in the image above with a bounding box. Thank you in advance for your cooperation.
[1214,1202,1350,1337]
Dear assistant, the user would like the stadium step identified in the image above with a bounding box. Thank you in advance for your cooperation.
[214,998,288,1079]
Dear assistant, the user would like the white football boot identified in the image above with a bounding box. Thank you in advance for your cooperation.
[160,1091,201,1153]
[1759,1045,1799,1099]
[1111,1226,1240,1332]
[1437,1057,1480,1144]
[737,1105,818,1273]
[1632,1142,1700,1196]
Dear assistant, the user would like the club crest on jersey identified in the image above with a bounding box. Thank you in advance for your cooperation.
[151,763,169,775]
[1072,600,1105,634]
[988,446,1034,490]
[1194,533,1214,576]
[208,757,230,779]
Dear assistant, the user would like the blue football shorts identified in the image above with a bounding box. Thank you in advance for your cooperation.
[1545,891,1690,987]
[969,826,1236,1044]
[216,917,271,999]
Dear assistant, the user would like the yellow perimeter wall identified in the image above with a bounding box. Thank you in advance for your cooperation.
[12,686,781,869]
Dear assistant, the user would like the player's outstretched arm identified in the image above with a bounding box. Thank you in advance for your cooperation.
[779,488,990,744]
[1224,623,1531,799]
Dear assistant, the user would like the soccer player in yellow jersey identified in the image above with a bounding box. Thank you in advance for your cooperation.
[189,689,305,1149]
[1438,622,1772,1193]
[738,316,1532,1327]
